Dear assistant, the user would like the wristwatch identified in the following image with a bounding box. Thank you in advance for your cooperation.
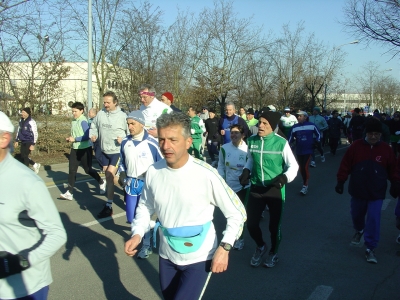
[18,255,30,269]
[219,242,232,251]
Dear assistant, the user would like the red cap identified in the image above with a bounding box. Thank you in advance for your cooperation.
[162,92,174,104]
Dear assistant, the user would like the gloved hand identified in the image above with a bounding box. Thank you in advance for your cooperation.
[0,252,30,279]
[239,168,251,187]
[389,181,400,198]
[203,132,207,137]
[335,181,344,194]
[270,174,288,189]
[395,131,400,135]
[118,171,127,187]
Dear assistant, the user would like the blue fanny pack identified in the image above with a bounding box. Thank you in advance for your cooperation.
[153,221,211,254]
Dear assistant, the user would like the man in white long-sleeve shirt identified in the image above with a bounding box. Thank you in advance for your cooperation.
[124,112,246,300]
[0,112,66,299]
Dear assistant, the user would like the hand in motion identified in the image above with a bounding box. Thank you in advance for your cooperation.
[124,235,141,257]
[0,251,30,279]
[335,182,344,194]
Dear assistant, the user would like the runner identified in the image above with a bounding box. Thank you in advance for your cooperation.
[217,124,250,250]
[288,111,321,195]
[14,107,41,173]
[124,112,246,299]
[118,110,163,259]
[90,91,129,218]
[335,117,400,264]
[60,102,106,201]
[308,107,328,167]
[239,110,298,268]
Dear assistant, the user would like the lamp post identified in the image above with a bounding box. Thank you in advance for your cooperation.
[323,40,359,110]
[370,68,392,112]
[87,0,93,110]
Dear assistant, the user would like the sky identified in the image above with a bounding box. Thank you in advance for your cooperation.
[150,0,398,91]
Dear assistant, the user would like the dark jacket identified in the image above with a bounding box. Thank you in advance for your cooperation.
[337,139,398,200]
[327,117,344,139]
[16,116,35,143]
[204,116,220,143]
[170,105,181,112]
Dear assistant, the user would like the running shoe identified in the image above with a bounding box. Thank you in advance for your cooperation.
[33,163,41,174]
[99,180,106,195]
[310,161,316,168]
[300,185,308,195]
[365,249,377,264]
[97,204,113,218]
[137,245,153,259]
[263,252,279,268]
[351,230,364,245]
[60,191,73,201]
[321,156,325,162]
[396,234,400,245]
[233,239,244,251]
[250,243,268,267]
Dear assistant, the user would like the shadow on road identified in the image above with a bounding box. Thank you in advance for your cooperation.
[59,212,141,299]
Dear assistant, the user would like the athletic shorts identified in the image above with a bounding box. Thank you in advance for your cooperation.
[101,152,119,167]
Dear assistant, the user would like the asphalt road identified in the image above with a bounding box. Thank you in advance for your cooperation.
[36,142,400,300]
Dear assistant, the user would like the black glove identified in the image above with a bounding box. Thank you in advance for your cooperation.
[118,171,127,187]
[203,132,207,137]
[239,168,251,187]
[389,181,400,198]
[0,252,30,279]
[271,174,288,189]
[335,181,344,194]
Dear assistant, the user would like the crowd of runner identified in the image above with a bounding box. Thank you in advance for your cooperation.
[2,86,400,299]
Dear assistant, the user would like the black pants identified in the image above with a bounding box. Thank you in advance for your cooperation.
[20,142,35,166]
[329,137,340,155]
[206,141,219,162]
[247,185,284,254]
[297,154,311,186]
[68,147,102,193]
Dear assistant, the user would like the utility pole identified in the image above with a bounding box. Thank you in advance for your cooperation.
[87,0,93,110]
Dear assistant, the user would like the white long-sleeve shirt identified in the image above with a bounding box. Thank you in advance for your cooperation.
[217,141,250,192]
[131,156,247,265]
[0,152,66,299]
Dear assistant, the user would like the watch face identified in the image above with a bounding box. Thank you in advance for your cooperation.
[224,244,232,251]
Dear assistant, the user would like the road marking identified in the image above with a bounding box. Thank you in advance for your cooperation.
[307,285,333,300]
[47,177,96,188]
[382,199,391,210]
[79,212,126,227]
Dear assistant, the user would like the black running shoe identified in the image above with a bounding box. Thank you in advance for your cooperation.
[98,205,113,218]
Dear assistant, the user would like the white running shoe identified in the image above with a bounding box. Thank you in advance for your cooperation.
[60,191,73,201]
[321,156,325,162]
[300,185,308,195]
[99,180,106,195]
[310,161,316,168]
[33,163,41,174]
[137,245,152,259]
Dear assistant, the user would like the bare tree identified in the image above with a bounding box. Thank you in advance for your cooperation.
[195,0,264,115]
[0,0,69,115]
[269,23,310,109]
[63,0,131,106]
[342,0,400,59]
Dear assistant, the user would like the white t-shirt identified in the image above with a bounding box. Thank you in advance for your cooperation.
[131,156,246,265]
[140,98,173,130]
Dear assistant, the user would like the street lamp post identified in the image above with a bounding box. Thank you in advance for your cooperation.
[87,0,93,110]
[323,40,359,110]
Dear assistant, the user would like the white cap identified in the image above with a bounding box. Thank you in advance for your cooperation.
[267,105,276,112]
[0,111,14,133]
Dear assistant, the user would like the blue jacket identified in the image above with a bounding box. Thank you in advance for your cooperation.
[16,116,37,144]
[288,121,321,155]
